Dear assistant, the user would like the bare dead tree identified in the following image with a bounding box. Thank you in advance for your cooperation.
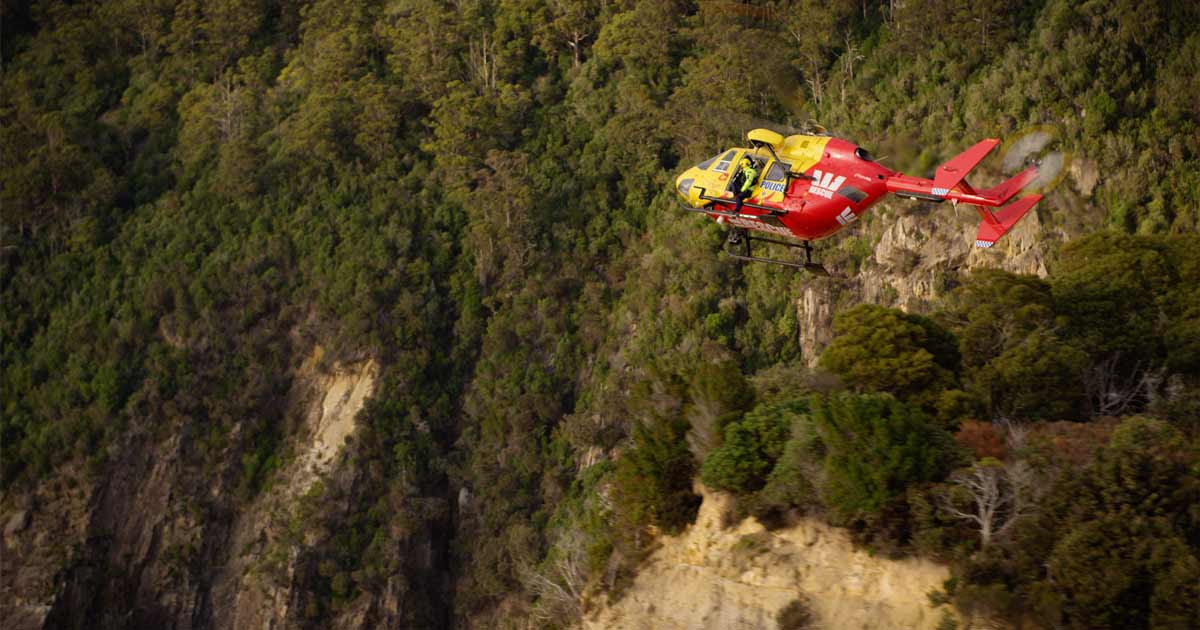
[1083,353,1165,417]
[838,35,864,105]
[1001,418,1028,453]
[565,29,590,67]
[842,34,864,81]
[1141,367,1168,408]
[467,33,498,93]
[942,463,1004,546]
[887,0,905,29]
[805,74,825,107]
[1004,460,1037,531]
[686,396,723,463]
[941,458,1037,547]
[521,529,589,624]
[784,18,826,106]
[216,73,247,143]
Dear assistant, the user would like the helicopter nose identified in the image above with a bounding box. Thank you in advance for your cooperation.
[676,176,694,196]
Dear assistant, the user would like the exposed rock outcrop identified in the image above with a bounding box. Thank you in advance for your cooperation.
[0,465,91,630]
[211,347,377,630]
[587,486,954,630]
[797,175,1091,364]
[0,345,377,630]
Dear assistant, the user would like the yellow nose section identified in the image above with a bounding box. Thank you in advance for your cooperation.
[675,169,698,204]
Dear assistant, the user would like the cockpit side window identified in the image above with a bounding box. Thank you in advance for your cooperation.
[712,150,738,174]
[697,153,721,170]
[765,161,790,182]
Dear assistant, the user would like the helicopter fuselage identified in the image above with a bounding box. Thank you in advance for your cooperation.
[675,134,894,242]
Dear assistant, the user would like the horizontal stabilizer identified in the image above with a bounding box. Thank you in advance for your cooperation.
[934,139,1000,195]
[978,165,1039,206]
[975,194,1042,248]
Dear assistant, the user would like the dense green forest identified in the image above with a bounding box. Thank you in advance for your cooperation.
[3,0,1199,628]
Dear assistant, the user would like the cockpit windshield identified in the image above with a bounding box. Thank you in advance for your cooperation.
[710,150,738,173]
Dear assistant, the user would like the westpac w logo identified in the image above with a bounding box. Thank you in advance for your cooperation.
[809,170,845,199]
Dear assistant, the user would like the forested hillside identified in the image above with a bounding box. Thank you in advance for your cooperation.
[3,1,1199,628]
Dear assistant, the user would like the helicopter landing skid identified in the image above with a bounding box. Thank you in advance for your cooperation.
[724,229,830,275]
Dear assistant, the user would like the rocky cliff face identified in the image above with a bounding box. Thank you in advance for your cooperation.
[0,156,1098,630]
[586,486,954,630]
[0,345,377,630]
[797,163,1098,364]
[209,347,378,630]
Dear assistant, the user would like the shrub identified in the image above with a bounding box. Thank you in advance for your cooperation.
[747,411,825,520]
[814,393,961,518]
[972,329,1088,420]
[685,361,756,462]
[1048,515,1199,629]
[954,420,1007,460]
[611,413,701,535]
[700,400,805,494]
[611,374,703,536]
[819,305,960,411]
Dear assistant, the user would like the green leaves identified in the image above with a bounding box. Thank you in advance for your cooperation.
[5,2,1200,627]
[938,235,1200,421]
[694,391,962,531]
[611,374,701,536]
[973,328,1088,420]
[1043,417,1200,628]
[819,304,960,411]
[700,401,795,494]
[942,269,1055,368]
[815,393,959,518]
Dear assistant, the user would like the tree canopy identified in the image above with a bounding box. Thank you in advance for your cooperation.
[3,1,1199,627]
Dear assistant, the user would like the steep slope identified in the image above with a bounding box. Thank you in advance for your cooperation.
[3,1,1197,628]
[587,486,953,630]
[795,163,1096,363]
[0,346,380,629]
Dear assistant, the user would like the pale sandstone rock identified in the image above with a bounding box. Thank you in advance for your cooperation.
[797,184,1079,365]
[213,347,378,630]
[587,486,955,630]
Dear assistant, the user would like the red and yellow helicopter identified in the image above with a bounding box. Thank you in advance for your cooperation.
[675,128,1042,273]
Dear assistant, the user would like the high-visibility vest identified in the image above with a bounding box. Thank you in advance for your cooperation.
[740,165,758,193]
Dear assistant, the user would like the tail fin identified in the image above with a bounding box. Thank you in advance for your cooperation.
[932,139,1000,195]
[885,138,1043,248]
[976,165,1039,206]
[975,195,1042,248]
[886,139,1008,202]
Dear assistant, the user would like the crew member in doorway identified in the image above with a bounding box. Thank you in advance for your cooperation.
[733,156,758,213]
